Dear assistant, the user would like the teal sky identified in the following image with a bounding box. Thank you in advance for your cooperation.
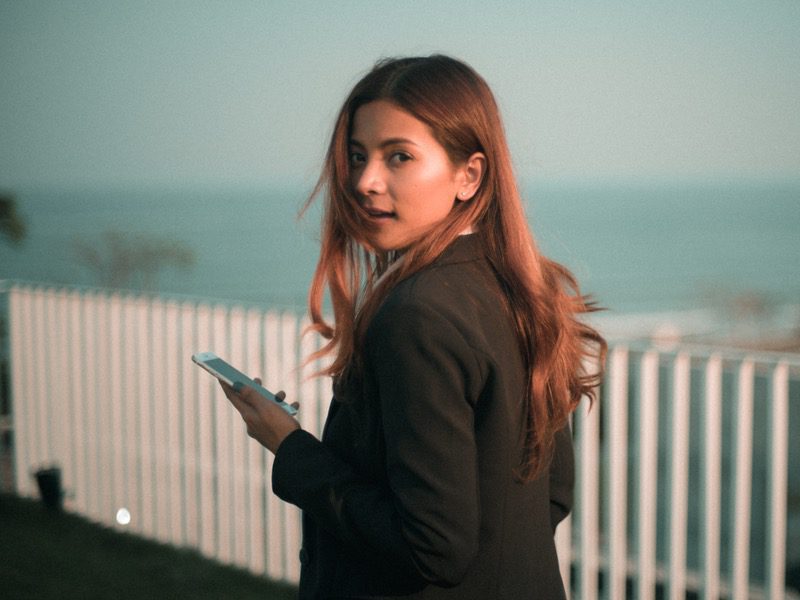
[2,0,799,188]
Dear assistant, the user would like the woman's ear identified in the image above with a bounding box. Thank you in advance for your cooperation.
[457,152,486,202]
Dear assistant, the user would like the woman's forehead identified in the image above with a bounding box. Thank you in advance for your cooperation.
[350,100,438,146]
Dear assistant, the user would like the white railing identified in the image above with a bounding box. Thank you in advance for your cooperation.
[562,345,799,600]
[5,283,800,599]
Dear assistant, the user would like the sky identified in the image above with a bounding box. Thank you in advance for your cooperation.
[1,0,799,189]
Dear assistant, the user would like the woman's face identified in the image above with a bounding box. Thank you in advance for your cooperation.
[348,100,470,252]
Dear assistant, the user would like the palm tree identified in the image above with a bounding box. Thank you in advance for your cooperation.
[0,192,26,246]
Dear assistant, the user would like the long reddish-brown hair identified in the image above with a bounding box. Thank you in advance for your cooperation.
[304,55,606,481]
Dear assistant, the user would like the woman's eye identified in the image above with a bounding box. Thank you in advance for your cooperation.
[349,152,365,166]
[389,152,412,164]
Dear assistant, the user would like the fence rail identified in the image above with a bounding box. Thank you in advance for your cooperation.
[5,283,800,598]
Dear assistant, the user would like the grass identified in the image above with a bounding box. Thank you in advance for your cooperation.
[0,493,298,599]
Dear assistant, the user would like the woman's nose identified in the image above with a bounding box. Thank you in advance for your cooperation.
[353,160,386,196]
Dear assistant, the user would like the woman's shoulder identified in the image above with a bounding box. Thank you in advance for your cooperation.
[371,270,462,333]
[385,237,489,313]
[364,263,491,381]
[363,236,521,387]
[368,236,508,347]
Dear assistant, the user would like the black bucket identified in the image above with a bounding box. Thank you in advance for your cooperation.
[34,466,63,510]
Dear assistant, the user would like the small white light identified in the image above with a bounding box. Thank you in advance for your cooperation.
[116,507,131,526]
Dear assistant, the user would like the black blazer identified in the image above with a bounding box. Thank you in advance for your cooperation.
[273,234,573,599]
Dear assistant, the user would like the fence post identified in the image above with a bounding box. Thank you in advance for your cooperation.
[702,354,723,600]
[606,346,629,600]
[637,351,659,600]
[766,361,789,600]
[729,359,754,600]
[666,352,691,600]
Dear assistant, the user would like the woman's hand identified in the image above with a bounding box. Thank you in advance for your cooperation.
[219,379,300,454]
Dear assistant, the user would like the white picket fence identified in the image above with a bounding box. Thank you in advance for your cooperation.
[5,283,800,599]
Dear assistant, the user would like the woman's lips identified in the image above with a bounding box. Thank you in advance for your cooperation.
[364,207,395,220]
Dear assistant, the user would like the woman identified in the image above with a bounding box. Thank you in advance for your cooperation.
[222,55,606,599]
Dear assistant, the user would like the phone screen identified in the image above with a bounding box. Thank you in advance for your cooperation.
[202,357,254,388]
[192,352,298,416]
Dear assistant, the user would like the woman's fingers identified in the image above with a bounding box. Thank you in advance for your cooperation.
[219,380,237,400]
[218,380,249,416]
[217,379,300,452]
[249,381,295,410]
[219,379,258,405]
[220,379,296,410]
[271,389,299,410]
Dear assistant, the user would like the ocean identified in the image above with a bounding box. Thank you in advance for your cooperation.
[2,179,799,317]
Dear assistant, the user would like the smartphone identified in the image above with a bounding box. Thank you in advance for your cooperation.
[191,351,298,416]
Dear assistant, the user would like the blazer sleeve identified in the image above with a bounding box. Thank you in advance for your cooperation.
[272,300,484,587]
[548,423,575,532]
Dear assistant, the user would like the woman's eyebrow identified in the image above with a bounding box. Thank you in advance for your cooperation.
[348,137,420,149]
